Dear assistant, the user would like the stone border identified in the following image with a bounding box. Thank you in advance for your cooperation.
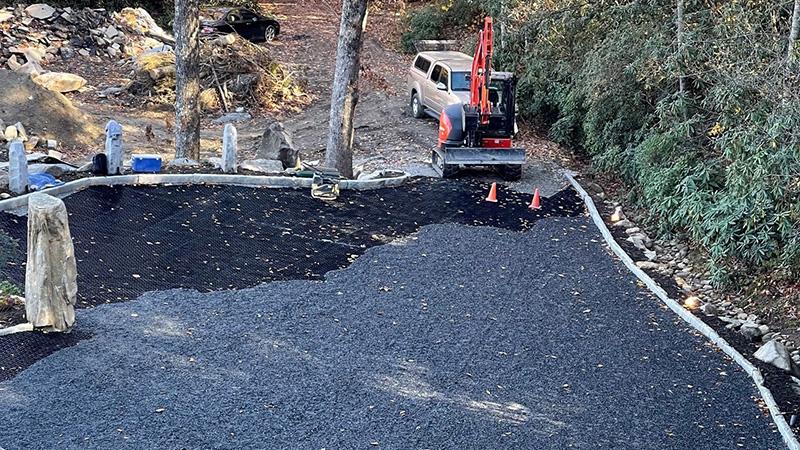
[565,172,799,450]
[0,172,410,213]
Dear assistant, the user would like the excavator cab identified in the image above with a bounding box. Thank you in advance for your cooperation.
[433,17,525,180]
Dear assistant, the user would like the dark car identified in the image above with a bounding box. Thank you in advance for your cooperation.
[201,8,280,42]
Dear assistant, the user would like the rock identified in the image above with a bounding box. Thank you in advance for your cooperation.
[14,123,27,142]
[740,322,764,339]
[25,4,56,20]
[755,340,800,377]
[643,249,657,261]
[221,123,237,174]
[0,172,8,190]
[758,324,770,335]
[0,11,13,23]
[700,302,718,315]
[635,261,660,270]
[625,227,641,235]
[47,140,58,150]
[213,112,252,124]
[8,141,29,194]
[239,159,284,174]
[168,158,200,168]
[104,25,120,39]
[6,55,22,71]
[28,163,75,177]
[216,34,236,46]
[33,72,88,93]
[612,219,633,228]
[4,126,18,142]
[105,120,123,175]
[610,206,625,222]
[255,122,298,169]
[25,193,78,332]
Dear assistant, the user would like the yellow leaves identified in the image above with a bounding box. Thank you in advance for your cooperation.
[707,122,725,137]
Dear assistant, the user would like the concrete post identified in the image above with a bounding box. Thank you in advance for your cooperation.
[8,140,28,194]
[221,123,238,174]
[105,120,123,175]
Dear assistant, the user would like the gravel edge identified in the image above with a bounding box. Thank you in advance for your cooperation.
[565,171,800,450]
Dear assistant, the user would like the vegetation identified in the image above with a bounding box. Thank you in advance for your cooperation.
[0,230,19,296]
[402,0,800,285]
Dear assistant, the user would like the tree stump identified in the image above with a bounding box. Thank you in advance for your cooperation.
[8,140,28,194]
[25,193,78,332]
[105,120,123,175]
[221,123,238,173]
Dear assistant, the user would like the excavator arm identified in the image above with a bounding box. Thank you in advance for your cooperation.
[470,17,494,125]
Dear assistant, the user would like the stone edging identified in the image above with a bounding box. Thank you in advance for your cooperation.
[0,172,410,213]
[565,172,799,450]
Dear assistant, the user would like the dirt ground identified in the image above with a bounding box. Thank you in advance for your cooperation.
[37,0,571,193]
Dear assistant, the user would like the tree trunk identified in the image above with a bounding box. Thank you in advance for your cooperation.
[325,0,369,179]
[676,0,686,94]
[789,0,800,63]
[174,0,200,160]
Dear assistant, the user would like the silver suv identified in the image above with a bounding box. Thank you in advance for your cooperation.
[407,51,473,119]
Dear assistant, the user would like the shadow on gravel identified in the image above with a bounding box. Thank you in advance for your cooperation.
[0,177,583,381]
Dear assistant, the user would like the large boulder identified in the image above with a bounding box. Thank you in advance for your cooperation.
[33,72,87,93]
[754,340,800,377]
[255,122,299,169]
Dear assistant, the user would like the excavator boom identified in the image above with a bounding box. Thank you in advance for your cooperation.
[470,17,494,125]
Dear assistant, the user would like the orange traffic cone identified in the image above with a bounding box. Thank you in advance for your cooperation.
[485,182,498,202]
[529,188,541,210]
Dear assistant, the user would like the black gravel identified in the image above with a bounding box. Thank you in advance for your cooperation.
[0,179,583,381]
[0,221,784,449]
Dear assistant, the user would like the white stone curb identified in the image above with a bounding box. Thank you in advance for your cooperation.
[0,172,410,213]
[566,172,799,450]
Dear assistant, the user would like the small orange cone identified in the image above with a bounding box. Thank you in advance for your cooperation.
[485,182,498,202]
[529,188,541,210]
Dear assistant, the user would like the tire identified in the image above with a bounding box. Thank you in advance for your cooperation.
[497,164,522,181]
[264,25,277,42]
[432,150,458,178]
[410,93,425,119]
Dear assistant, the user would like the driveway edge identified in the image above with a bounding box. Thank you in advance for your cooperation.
[566,171,799,450]
[0,172,410,213]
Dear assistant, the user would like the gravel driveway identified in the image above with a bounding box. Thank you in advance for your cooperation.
[0,219,783,449]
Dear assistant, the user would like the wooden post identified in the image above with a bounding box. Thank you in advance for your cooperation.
[324,0,369,179]
[25,193,78,332]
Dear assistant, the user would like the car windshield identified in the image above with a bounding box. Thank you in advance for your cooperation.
[451,72,470,91]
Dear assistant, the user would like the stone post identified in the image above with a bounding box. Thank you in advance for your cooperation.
[25,193,78,332]
[105,120,123,175]
[221,123,238,173]
[8,140,28,194]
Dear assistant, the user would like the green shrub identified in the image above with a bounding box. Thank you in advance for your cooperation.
[400,0,485,53]
[400,5,446,53]
[433,0,800,282]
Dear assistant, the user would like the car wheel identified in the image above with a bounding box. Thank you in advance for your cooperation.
[264,25,277,42]
[410,93,425,119]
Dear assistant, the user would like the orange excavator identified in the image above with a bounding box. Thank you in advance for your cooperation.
[434,17,524,180]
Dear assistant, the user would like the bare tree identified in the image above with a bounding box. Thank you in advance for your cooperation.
[324,0,369,178]
[676,0,686,94]
[789,0,800,63]
[174,0,201,160]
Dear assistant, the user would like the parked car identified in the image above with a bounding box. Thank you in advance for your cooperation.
[406,51,473,119]
[201,8,280,43]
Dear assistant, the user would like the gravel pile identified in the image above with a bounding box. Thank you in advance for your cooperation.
[0,220,783,449]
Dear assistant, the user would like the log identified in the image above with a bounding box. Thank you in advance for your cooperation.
[25,193,78,332]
